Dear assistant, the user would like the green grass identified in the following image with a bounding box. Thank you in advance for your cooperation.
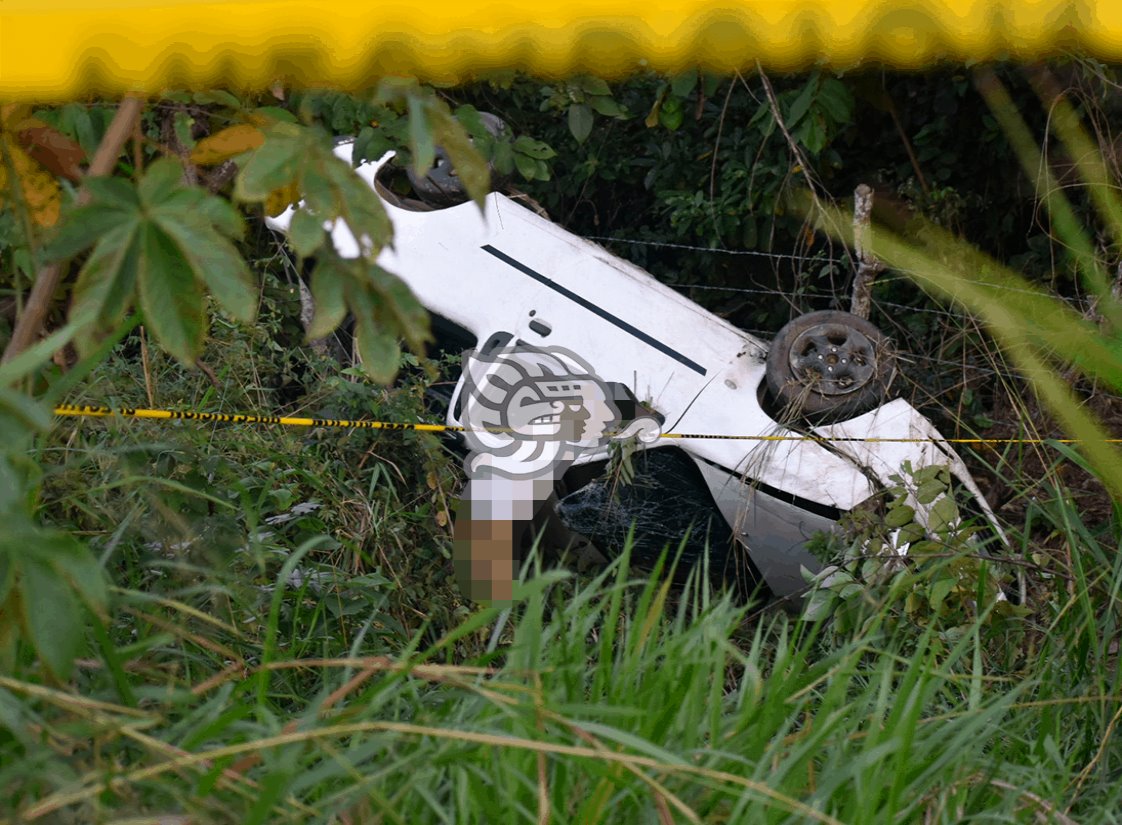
[1,266,1120,823]
[2,518,1121,823]
[3,327,1121,823]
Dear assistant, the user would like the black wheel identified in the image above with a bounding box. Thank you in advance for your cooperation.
[765,310,896,422]
[408,112,511,207]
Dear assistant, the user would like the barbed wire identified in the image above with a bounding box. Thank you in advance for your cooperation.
[586,234,1100,308]
[585,235,845,265]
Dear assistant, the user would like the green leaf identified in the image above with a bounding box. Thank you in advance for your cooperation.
[803,587,836,622]
[32,531,108,611]
[288,208,327,258]
[44,203,135,260]
[137,178,254,325]
[234,123,305,202]
[136,223,207,365]
[19,556,84,680]
[431,106,491,206]
[702,73,723,97]
[339,264,428,383]
[193,192,246,241]
[896,522,927,547]
[512,136,556,160]
[82,176,140,210]
[786,74,819,127]
[453,105,488,142]
[307,256,349,340]
[671,68,698,99]
[885,503,916,528]
[514,151,538,181]
[250,124,392,260]
[408,99,435,178]
[645,86,667,128]
[320,155,392,258]
[369,264,431,355]
[836,581,864,601]
[352,125,382,166]
[799,116,827,155]
[908,539,942,559]
[658,97,684,131]
[193,89,242,108]
[174,114,199,153]
[912,465,948,485]
[589,96,624,117]
[251,105,298,125]
[69,225,141,352]
[816,77,854,124]
[59,102,97,157]
[915,478,948,506]
[156,216,257,325]
[928,577,956,615]
[748,100,773,135]
[929,496,960,534]
[568,104,594,144]
[353,309,401,385]
[139,158,188,204]
[579,76,611,96]
[300,154,337,213]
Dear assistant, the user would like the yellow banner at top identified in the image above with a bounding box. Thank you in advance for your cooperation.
[2,1,1121,100]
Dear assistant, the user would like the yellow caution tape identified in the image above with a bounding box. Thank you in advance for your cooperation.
[52,404,459,433]
[2,1,1122,100]
[52,404,1121,445]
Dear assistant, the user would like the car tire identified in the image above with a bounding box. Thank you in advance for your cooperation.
[765,310,896,422]
[408,112,510,207]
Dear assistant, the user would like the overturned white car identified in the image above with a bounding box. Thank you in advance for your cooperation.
[268,138,1005,602]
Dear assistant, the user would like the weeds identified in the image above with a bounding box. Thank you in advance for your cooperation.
[3,514,1121,822]
[5,311,1122,821]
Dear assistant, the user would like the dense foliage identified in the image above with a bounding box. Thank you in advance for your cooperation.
[1,60,1121,822]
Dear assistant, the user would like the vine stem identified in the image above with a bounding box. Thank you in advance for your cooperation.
[753,63,819,205]
[2,95,144,365]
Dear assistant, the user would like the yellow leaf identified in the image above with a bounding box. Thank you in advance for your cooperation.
[435,510,448,528]
[0,104,32,131]
[189,124,264,166]
[265,179,301,217]
[0,136,61,227]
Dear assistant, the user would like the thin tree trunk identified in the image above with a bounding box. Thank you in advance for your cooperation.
[849,184,883,319]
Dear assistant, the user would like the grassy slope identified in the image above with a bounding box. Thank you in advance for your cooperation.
[2,286,1120,824]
